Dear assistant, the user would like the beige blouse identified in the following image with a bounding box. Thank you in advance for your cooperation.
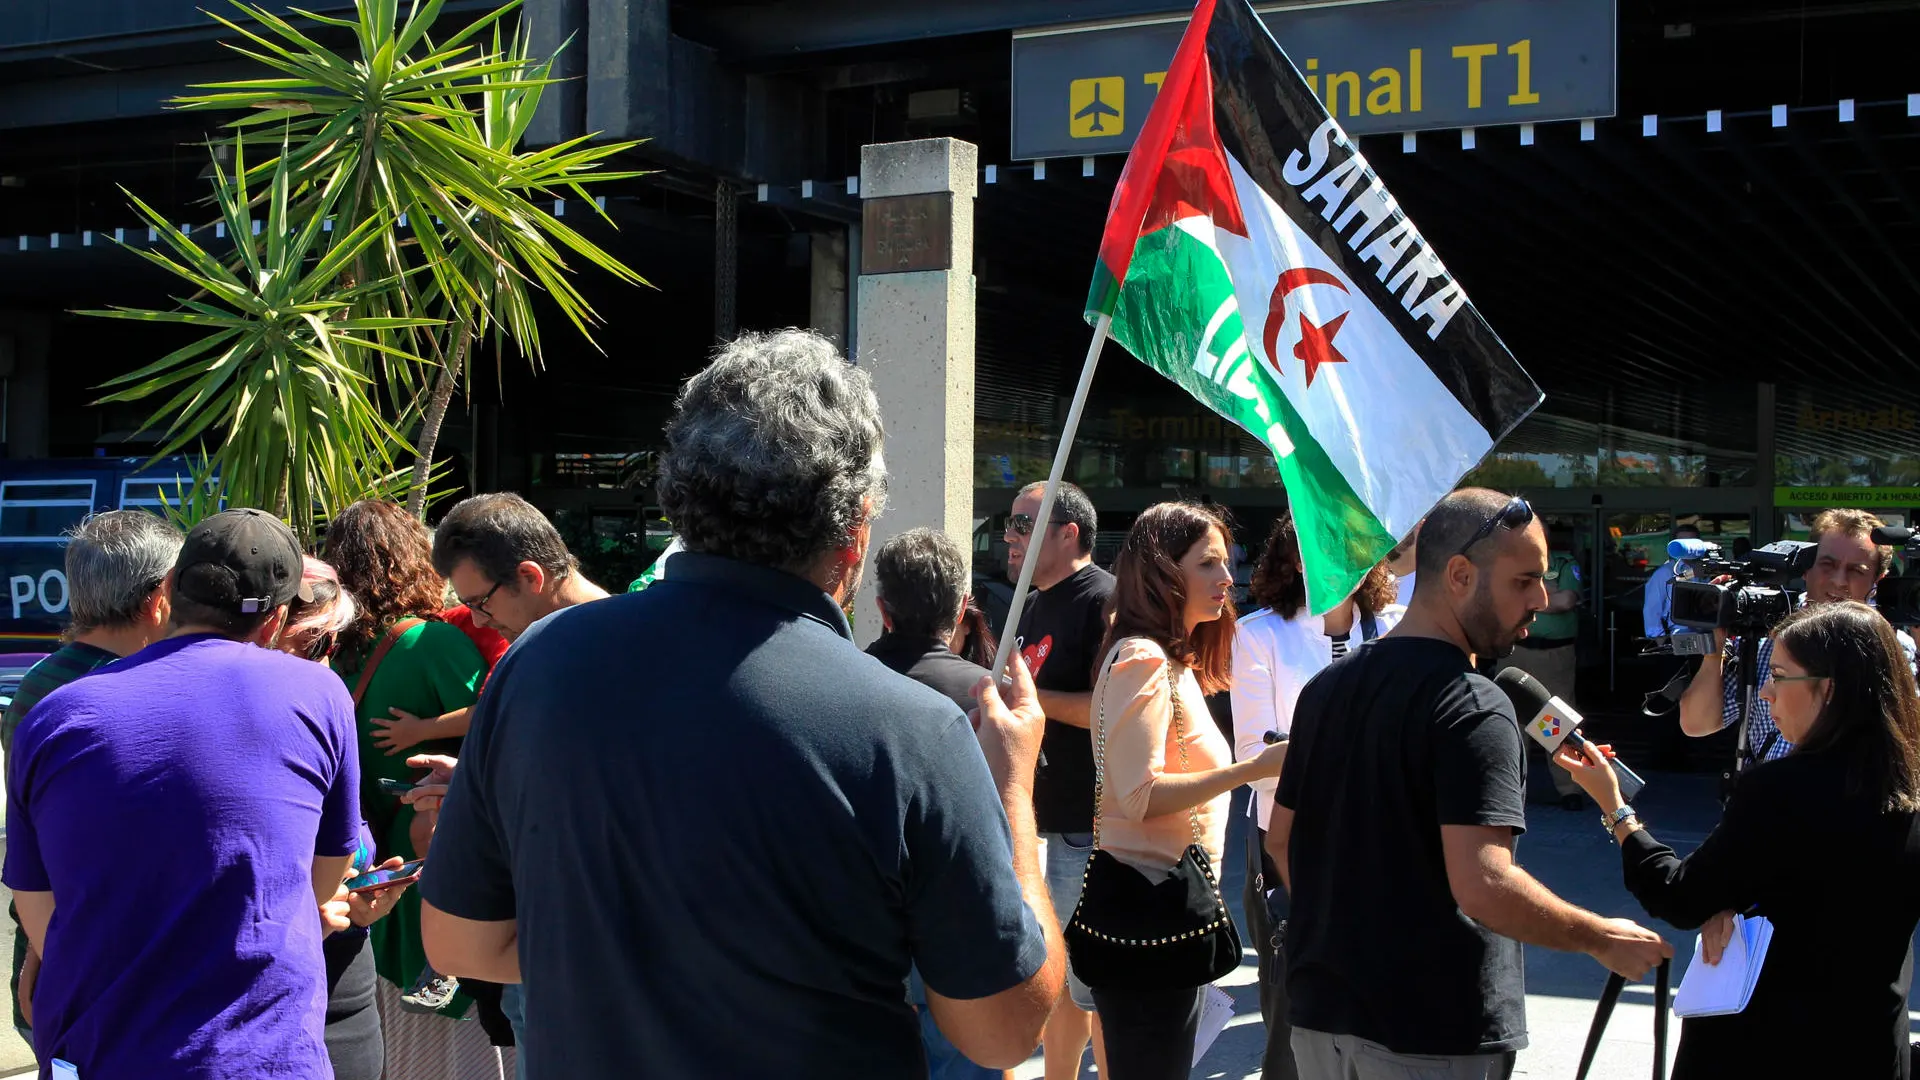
[1090,636,1231,881]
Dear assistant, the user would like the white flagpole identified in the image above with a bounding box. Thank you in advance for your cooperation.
[991,312,1114,680]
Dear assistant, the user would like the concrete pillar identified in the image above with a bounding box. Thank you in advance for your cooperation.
[853,138,977,648]
[810,229,849,355]
[524,0,588,148]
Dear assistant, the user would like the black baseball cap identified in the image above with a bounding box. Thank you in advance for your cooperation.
[172,508,315,614]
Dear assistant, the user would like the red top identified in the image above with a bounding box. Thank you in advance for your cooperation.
[443,605,510,674]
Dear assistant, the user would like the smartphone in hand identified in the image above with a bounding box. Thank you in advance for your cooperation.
[377,777,417,796]
[345,860,424,894]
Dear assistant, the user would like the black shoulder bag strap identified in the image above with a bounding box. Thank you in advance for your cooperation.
[1575,959,1670,1080]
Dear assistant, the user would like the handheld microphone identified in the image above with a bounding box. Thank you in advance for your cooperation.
[1667,538,1718,561]
[1493,668,1647,802]
[1871,525,1914,546]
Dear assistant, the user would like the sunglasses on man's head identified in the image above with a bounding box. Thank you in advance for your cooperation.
[1007,513,1066,538]
[1456,496,1535,557]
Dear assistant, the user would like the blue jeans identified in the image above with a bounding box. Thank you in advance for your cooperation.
[910,970,1002,1080]
[501,985,527,1080]
[1043,831,1096,1011]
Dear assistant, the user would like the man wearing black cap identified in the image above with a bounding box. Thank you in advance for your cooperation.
[3,509,364,1080]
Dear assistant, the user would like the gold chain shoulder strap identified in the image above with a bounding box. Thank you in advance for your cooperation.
[1091,639,1202,852]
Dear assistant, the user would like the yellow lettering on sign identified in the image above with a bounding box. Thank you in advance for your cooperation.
[1366,67,1402,114]
[1069,76,1125,138]
[1409,48,1423,111]
[1507,40,1541,105]
[1144,71,1166,90]
[1452,43,1498,108]
[1326,70,1361,117]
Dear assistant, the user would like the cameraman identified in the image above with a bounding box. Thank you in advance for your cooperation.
[1679,509,1917,766]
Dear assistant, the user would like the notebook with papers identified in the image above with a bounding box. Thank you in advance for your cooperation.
[1673,913,1773,1018]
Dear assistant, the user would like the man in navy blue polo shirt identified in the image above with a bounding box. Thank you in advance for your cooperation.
[421,329,1063,1078]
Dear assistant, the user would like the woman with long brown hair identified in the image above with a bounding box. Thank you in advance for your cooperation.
[1229,512,1401,1079]
[1559,601,1920,1077]
[949,596,999,669]
[324,500,502,1080]
[1081,502,1287,1079]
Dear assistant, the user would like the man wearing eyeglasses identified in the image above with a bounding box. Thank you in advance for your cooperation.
[1678,508,1916,769]
[1004,480,1112,1078]
[422,491,611,1075]
[432,493,610,644]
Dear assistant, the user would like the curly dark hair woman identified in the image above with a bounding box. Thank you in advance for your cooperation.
[1248,514,1396,620]
[1232,511,1407,1077]
[321,500,496,1077]
[324,500,450,673]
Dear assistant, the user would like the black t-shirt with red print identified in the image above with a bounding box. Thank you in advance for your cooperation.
[1017,562,1115,834]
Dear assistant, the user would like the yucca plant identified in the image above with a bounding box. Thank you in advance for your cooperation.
[79,138,441,542]
[93,0,649,527]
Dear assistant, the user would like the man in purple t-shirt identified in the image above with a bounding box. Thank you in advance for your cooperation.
[4,509,361,1079]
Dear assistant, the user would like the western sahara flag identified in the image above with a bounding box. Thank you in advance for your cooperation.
[1085,0,1542,614]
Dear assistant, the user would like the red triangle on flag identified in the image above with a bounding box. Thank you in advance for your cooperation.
[1094,0,1248,287]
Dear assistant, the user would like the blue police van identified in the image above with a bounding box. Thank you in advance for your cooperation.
[0,456,203,649]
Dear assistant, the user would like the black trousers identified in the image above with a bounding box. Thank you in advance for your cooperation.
[323,930,382,1080]
[1089,983,1206,1080]
[1245,819,1300,1080]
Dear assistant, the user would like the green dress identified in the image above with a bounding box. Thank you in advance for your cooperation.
[332,619,484,1001]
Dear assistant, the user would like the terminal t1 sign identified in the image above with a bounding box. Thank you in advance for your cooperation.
[1013,0,1618,160]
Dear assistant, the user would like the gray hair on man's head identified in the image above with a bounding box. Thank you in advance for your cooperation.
[875,527,970,639]
[65,510,184,634]
[657,329,887,574]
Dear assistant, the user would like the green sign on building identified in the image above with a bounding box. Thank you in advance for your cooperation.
[1774,487,1920,508]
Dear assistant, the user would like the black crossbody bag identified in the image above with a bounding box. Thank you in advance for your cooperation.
[1063,645,1242,991]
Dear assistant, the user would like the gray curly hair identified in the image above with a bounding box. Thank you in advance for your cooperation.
[657,329,887,574]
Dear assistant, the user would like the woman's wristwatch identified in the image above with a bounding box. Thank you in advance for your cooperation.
[1602,804,1638,838]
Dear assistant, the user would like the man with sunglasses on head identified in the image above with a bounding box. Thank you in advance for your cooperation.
[1270,489,1671,1080]
[1004,480,1112,1078]
[1678,508,1916,769]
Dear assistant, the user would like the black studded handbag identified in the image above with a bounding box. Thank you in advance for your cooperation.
[1063,647,1241,992]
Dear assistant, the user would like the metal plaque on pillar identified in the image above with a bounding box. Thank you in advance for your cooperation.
[861,193,954,274]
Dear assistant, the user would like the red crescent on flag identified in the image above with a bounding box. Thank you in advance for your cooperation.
[1263,268,1349,370]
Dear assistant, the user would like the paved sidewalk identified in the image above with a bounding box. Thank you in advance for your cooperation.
[1017,771,1920,1079]
[0,839,32,1076]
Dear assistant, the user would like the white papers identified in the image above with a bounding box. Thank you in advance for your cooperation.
[1191,984,1236,1066]
[1673,914,1773,1018]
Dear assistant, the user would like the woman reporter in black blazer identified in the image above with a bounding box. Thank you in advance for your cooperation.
[1558,601,1920,1079]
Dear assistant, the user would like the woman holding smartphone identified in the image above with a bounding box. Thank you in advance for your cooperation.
[279,556,413,1080]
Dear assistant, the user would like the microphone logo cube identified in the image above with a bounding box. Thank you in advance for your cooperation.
[1533,713,1564,741]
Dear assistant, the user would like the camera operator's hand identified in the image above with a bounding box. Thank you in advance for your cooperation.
[1678,627,1736,738]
